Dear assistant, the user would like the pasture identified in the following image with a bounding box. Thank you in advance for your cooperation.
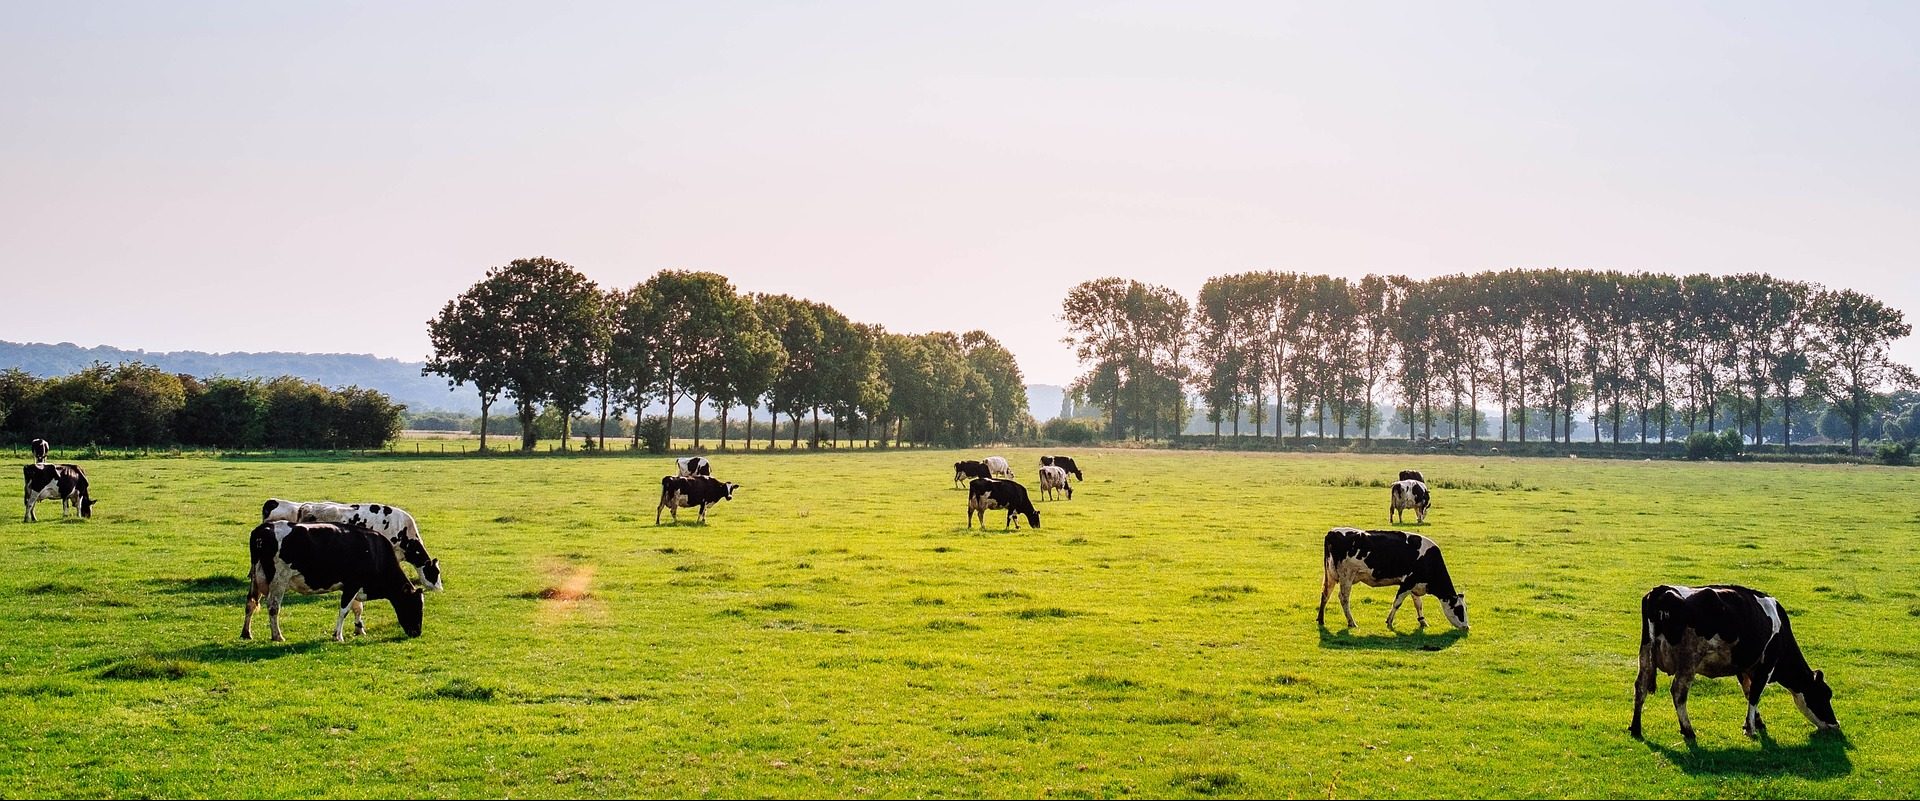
[1,449,1915,798]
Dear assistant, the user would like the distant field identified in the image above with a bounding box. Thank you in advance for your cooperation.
[1,450,1915,798]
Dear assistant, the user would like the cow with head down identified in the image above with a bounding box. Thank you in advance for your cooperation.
[243,521,426,642]
[1319,527,1467,631]
[23,464,93,522]
[1631,584,1839,741]
[967,477,1040,531]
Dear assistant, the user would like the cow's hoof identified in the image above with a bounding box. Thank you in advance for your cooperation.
[271,635,286,643]
[1628,725,1642,740]
[240,631,252,641]
[1416,617,1427,627]
[1681,728,1696,741]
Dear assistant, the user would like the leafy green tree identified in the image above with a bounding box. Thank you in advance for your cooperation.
[1811,289,1917,454]
[176,377,267,448]
[424,286,514,451]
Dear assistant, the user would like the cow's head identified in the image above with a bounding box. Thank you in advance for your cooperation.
[1023,508,1040,529]
[953,462,967,481]
[390,590,424,638]
[1793,670,1840,731]
[723,482,740,501]
[1441,592,1468,630]
[397,537,444,592]
[80,496,95,518]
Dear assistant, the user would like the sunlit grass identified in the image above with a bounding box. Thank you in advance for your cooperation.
[0,449,1912,797]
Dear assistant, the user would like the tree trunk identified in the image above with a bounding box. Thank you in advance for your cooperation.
[812,407,821,447]
[518,401,538,451]
[479,396,492,452]
[692,396,704,449]
[745,406,755,452]
[720,405,730,451]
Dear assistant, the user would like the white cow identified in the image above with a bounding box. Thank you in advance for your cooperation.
[1038,465,1073,501]
[261,498,442,590]
[983,456,1013,478]
[1389,479,1430,525]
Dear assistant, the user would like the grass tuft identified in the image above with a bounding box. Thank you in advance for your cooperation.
[430,679,497,701]
[100,656,202,681]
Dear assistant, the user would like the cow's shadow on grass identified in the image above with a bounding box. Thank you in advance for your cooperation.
[1644,729,1852,779]
[1317,625,1466,651]
[158,574,251,606]
[161,639,335,664]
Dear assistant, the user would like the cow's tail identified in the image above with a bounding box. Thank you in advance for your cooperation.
[1321,534,1337,593]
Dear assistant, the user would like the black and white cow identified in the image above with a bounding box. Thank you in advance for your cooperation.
[22,464,93,522]
[262,499,442,591]
[676,456,712,477]
[30,438,50,464]
[657,475,739,524]
[243,521,426,642]
[1389,479,1430,525]
[1318,527,1468,630]
[1398,469,1425,483]
[966,477,1040,530]
[983,456,1013,478]
[1631,584,1839,741]
[1038,465,1072,501]
[954,460,991,487]
[1041,455,1084,481]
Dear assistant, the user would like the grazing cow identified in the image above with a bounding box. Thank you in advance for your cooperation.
[1631,584,1839,741]
[657,475,739,524]
[1041,455,1085,481]
[953,460,991,487]
[22,464,93,522]
[262,499,442,591]
[1318,527,1467,630]
[983,456,1013,478]
[1398,469,1424,483]
[966,477,1040,530]
[30,438,49,464]
[1389,479,1430,525]
[1038,465,1073,501]
[243,521,426,642]
[676,456,711,477]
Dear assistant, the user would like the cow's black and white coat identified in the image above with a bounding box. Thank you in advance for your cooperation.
[1037,465,1072,501]
[1398,469,1424,483]
[30,438,49,464]
[1631,584,1839,740]
[676,456,712,477]
[1389,479,1430,525]
[966,477,1040,530]
[953,460,990,487]
[1318,527,1467,630]
[983,456,1013,478]
[262,499,442,591]
[22,463,93,522]
[1041,455,1084,481]
[657,475,739,524]
[243,521,426,642]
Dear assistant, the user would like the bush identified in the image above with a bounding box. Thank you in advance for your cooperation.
[1043,418,1098,445]
[1685,429,1747,461]
[638,416,671,454]
[1875,440,1914,466]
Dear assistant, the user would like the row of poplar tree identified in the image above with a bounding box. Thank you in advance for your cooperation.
[0,363,404,450]
[1061,270,1914,454]
[424,258,1031,451]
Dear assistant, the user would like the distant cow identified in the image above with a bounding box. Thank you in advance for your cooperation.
[1389,479,1430,525]
[262,499,442,591]
[657,475,739,524]
[1398,470,1424,483]
[22,464,93,522]
[30,438,49,464]
[243,521,427,642]
[1040,455,1084,481]
[1318,527,1467,630]
[983,456,1013,478]
[676,456,711,477]
[1038,465,1073,501]
[966,477,1040,530]
[953,460,990,487]
[1631,584,1839,741]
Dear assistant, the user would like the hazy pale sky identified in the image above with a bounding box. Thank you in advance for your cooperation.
[2,2,1916,385]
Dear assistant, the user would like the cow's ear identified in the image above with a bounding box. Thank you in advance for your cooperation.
[1814,669,1824,681]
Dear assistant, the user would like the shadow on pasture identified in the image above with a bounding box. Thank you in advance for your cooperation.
[163,639,334,663]
[1316,625,1466,651]
[1645,729,1852,779]
[158,574,252,605]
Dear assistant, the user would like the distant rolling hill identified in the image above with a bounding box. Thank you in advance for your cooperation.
[3,340,1067,422]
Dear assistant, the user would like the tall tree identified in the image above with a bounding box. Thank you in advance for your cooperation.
[1811,289,1916,454]
[424,291,513,451]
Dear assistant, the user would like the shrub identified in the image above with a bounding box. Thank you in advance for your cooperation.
[1685,429,1747,461]
[1875,440,1914,466]
[638,416,671,454]
[1043,418,1098,444]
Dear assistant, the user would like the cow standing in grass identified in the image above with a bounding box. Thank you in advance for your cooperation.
[30,439,50,464]
[676,456,711,477]
[1398,469,1424,483]
[1318,527,1467,630]
[243,521,427,642]
[983,456,1013,478]
[262,499,442,591]
[1389,479,1430,525]
[1041,455,1084,481]
[953,460,990,487]
[1038,465,1072,501]
[23,464,93,522]
[1631,584,1839,741]
[657,475,739,524]
[967,477,1040,530]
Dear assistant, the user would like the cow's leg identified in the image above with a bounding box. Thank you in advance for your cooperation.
[333,590,357,642]
[1630,650,1656,738]
[1387,589,1413,628]
[967,507,975,529]
[655,501,664,525]
[351,598,366,636]
[23,495,32,523]
[1672,673,1696,740]
[1739,673,1766,737]
[1338,580,1357,628]
[1412,593,1427,627]
[1317,559,1334,626]
[242,580,261,640]
[698,503,707,524]
[267,590,286,643]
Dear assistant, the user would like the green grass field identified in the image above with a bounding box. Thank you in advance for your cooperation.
[2,449,1916,798]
